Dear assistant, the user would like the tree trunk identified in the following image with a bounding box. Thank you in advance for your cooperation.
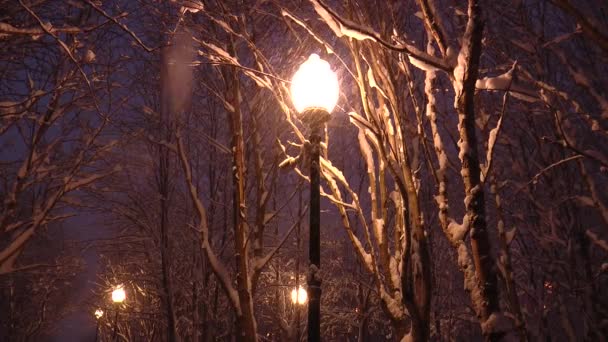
[226,45,257,341]
[160,48,179,342]
[454,1,505,340]
[491,180,527,341]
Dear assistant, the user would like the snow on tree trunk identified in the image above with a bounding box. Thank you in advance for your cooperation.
[453,0,511,339]
[226,52,258,341]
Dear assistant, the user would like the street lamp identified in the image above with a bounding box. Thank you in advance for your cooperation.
[112,286,126,303]
[94,309,104,342]
[95,308,104,319]
[290,53,339,342]
[292,285,307,342]
[291,286,308,305]
[111,285,126,341]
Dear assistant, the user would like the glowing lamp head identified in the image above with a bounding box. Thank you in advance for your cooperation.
[94,309,104,319]
[290,54,339,114]
[111,286,126,303]
[291,286,308,305]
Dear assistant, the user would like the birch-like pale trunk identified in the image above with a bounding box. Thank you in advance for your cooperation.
[225,61,258,342]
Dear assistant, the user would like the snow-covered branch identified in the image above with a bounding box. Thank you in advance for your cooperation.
[175,129,241,313]
[309,0,451,72]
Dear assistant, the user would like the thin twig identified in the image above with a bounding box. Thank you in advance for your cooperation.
[82,0,158,52]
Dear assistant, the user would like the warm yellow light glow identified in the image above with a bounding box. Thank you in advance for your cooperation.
[290,54,339,113]
[291,286,307,305]
[94,309,104,319]
[111,286,126,303]
[291,288,297,304]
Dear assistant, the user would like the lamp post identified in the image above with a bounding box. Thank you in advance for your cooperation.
[94,309,104,342]
[291,53,339,342]
[111,285,126,341]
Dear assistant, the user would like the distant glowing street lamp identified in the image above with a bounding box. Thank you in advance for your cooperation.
[94,309,104,342]
[290,53,339,342]
[111,285,126,341]
[291,286,308,305]
[95,308,104,319]
[291,285,307,342]
[112,286,126,303]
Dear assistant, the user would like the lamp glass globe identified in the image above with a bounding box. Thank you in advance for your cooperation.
[291,286,308,305]
[111,286,126,303]
[290,54,339,113]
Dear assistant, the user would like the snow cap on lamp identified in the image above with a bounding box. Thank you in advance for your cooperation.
[290,54,339,114]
